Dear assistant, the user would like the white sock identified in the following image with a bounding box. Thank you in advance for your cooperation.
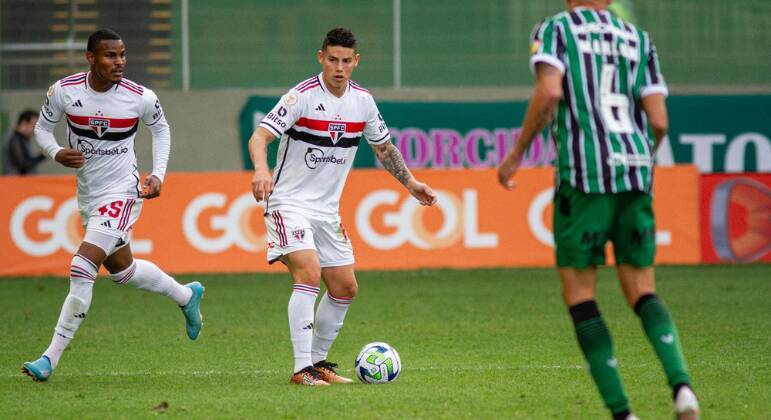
[288,284,319,373]
[44,254,96,368]
[111,260,192,306]
[312,292,353,364]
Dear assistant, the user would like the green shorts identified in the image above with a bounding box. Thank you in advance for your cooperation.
[553,182,656,269]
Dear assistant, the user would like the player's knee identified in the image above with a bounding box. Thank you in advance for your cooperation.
[561,285,595,307]
[295,266,322,286]
[308,267,322,285]
[337,282,357,299]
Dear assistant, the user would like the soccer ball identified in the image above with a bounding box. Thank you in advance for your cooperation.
[354,342,401,384]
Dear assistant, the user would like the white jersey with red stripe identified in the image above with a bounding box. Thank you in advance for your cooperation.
[37,72,169,213]
[259,73,390,216]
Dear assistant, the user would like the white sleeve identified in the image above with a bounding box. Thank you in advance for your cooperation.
[141,89,171,182]
[528,19,566,75]
[363,96,390,144]
[640,35,668,98]
[258,89,302,137]
[34,82,65,159]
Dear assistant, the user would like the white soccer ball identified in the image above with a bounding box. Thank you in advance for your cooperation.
[354,342,401,384]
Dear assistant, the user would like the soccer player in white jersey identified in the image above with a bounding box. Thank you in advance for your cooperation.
[21,29,204,382]
[248,28,437,386]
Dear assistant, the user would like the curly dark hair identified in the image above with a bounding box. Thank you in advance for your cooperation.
[322,28,356,50]
[87,29,122,53]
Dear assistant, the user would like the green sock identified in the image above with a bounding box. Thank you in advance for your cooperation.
[570,301,630,415]
[635,294,691,388]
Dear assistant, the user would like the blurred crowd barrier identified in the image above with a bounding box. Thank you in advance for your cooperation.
[0,166,716,277]
[241,95,771,173]
[6,93,768,176]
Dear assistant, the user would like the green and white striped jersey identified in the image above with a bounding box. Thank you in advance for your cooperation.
[530,7,667,194]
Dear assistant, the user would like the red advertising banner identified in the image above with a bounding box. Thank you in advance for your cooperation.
[0,167,701,276]
[700,173,771,263]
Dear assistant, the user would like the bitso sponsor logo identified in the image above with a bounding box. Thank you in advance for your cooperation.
[355,189,497,250]
[264,106,288,129]
[182,193,267,253]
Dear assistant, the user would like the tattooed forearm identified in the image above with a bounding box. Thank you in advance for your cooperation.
[373,142,412,186]
[531,106,554,139]
[512,67,560,160]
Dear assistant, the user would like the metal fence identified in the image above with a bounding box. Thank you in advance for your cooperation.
[0,0,172,90]
[2,0,770,91]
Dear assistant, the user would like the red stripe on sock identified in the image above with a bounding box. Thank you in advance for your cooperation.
[328,294,353,304]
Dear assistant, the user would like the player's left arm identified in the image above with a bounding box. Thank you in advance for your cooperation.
[364,97,436,206]
[140,89,170,199]
[639,34,668,151]
[641,94,668,150]
[371,141,437,206]
[497,63,563,189]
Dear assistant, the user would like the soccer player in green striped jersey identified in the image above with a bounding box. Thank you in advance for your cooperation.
[497,1,700,419]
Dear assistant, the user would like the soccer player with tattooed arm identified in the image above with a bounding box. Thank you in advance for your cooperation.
[22,29,204,382]
[496,1,699,419]
[248,28,437,386]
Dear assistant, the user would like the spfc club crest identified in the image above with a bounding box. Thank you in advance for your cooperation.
[328,122,346,143]
[89,117,110,138]
[292,229,306,241]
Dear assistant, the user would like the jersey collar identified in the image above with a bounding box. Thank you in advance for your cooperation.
[84,71,116,94]
[571,5,608,13]
[317,72,349,100]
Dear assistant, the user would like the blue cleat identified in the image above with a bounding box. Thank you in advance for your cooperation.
[180,282,204,340]
[22,356,52,382]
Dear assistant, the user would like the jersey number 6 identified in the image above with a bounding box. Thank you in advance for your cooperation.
[599,64,634,134]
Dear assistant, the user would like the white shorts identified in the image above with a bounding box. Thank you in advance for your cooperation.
[265,208,354,268]
[80,197,142,254]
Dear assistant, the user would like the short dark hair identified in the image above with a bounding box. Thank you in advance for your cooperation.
[17,110,38,126]
[322,28,356,50]
[87,29,122,53]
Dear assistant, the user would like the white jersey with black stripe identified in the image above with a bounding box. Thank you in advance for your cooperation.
[259,73,390,216]
[37,72,169,213]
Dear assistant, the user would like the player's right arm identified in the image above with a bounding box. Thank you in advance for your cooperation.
[248,126,276,202]
[34,82,84,168]
[248,89,302,202]
[497,18,564,189]
[497,63,562,189]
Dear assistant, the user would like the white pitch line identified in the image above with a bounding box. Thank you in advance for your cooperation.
[3,364,595,379]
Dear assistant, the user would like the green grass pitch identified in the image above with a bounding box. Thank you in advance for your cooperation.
[1,265,769,418]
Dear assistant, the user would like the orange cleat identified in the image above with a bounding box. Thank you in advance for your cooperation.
[290,366,330,386]
[314,360,354,384]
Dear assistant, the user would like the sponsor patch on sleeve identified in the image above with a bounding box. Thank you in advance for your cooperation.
[283,92,298,106]
[47,83,55,97]
[530,40,541,55]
